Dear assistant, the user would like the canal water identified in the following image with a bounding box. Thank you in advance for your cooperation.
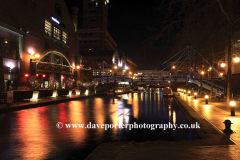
[0,92,200,159]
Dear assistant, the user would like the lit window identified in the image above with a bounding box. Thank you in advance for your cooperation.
[62,31,68,44]
[53,26,61,40]
[45,20,52,37]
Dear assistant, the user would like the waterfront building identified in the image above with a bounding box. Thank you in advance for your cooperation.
[0,0,80,91]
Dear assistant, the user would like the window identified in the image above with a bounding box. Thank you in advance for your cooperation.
[54,55,61,64]
[90,18,96,22]
[90,25,96,28]
[53,26,61,40]
[62,31,68,44]
[93,71,99,76]
[89,9,97,13]
[45,20,52,37]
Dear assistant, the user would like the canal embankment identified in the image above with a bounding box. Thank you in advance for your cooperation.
[85,92,236,160]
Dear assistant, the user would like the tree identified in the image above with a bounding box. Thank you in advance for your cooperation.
[29,76,41,91]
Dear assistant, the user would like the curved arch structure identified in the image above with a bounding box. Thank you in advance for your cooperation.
[37,51,72,74]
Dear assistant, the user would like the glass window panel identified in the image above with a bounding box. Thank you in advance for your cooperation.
[45,20,52,37]
[53,26,61,40]
[62,31,68,44]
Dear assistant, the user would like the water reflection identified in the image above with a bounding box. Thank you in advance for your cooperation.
[0,91,200,159]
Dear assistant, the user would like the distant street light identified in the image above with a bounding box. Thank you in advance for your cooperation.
[220,63,226,68]
[234,57,240,63]
[194,92,197,99]
[230,100,236,116]
[205,95,209,104]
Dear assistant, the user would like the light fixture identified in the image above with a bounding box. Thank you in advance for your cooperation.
[114,66,117,69]
[76,66,80,69]
[24,74,29,77]
[42,74,46,78]
[194,92,197,99]
[234,57,240,63]
[7,62,14,69]
[35,54,40,58]
[230,100,236,116]
[205,95,209,104]
[220,63,226,68]
[28,49,34,55]
[172,66,175,69]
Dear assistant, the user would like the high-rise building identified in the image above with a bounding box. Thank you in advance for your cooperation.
[78,0,117,52]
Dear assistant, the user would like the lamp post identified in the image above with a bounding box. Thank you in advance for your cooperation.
[194,92,197,99]
[201,71,204,96]
[205,95,209,104]
[230,100,236,116]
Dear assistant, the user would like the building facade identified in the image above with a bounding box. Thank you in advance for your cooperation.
[0,0,79,91]
[78,0,116,52]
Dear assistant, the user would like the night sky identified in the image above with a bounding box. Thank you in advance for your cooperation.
[65,0,177,69]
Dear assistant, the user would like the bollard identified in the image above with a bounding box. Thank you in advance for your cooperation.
[223,119,233,132]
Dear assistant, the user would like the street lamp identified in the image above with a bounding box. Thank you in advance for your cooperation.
[184,90,186,94]
[234,57,240,63]
[188,91,191,96]
[230,100,236,116]
[205,95,209,104]
[220,62,226,68]
[194,92,197,99]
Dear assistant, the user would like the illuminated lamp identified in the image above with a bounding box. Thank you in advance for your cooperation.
[234,57,240,63]
[28,49,34,55]
[24,74,29,77]
[68,90,72,96]
[51,17,60,24]
[42,74,46,78]
[36,74,39,76]
[205,95,209,104]
[230,100,236,116]
[76,66,80,69]
[7,62,14,69]
[35,54,40,58]
[52,90,57,98]
[85,89,89,95]
[220,63,226,68]
[31,91,39,101]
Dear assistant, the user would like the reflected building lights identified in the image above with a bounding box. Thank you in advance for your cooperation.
[169,105,171,121]
[173,110,176,124]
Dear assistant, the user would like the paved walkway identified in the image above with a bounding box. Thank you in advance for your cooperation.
[86,93,240,160]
